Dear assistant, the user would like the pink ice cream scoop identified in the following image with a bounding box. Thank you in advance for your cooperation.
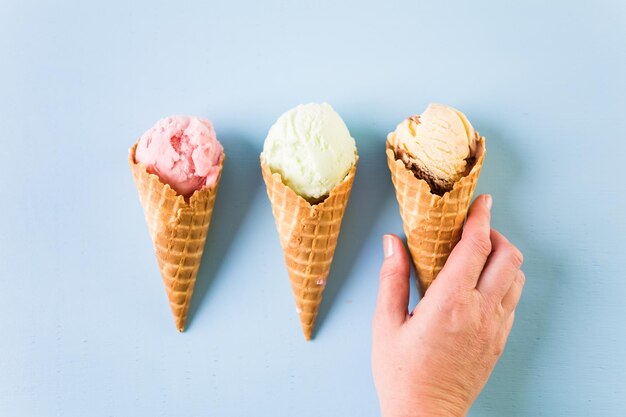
[135,116,224,198]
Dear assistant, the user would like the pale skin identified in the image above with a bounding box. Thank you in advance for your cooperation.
[372,195,525,417]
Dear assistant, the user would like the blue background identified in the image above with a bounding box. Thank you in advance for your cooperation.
[1,1,625,416]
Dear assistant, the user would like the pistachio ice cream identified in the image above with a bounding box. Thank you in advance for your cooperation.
[262,103,357,201]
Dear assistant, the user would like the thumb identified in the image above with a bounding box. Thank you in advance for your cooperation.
[374,234,410,327]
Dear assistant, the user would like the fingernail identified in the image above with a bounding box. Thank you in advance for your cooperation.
[383,235,394,258]
[485,194,493,210]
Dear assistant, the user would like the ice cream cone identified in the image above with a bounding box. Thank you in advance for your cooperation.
[386,135,485,294]
[261,156,357,340]
[129,143,224,331]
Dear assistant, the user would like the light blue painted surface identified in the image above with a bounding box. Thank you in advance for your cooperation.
[1,1,625,416]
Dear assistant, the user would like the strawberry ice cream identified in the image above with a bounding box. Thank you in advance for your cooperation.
[135,116,224,198]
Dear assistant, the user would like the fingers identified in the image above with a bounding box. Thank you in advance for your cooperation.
[374,234,411,327]
[476,229,524,300]
[502,270,525,314]
[497,311,516,354]
[505,311,515,334]
[435,194,493,292]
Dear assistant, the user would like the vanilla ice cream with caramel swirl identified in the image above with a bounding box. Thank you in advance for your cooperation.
[389,104,478,195]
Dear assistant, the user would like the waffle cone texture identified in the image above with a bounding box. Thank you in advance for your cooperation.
[261,156,357,340]
[386,135,486,294]
[129,143,224,331]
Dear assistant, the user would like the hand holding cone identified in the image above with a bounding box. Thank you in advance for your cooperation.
[386,105,486,294]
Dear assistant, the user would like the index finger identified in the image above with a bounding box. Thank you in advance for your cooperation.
[432,194,493,293]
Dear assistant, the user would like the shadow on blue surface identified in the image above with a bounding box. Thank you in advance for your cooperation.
[187,131,261,330]
[469,123,565,417]
[314,126,394,339]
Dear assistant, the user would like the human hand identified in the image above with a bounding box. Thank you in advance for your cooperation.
[372,195,525,417]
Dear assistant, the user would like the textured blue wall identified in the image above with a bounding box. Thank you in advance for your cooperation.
[1,1,625,416]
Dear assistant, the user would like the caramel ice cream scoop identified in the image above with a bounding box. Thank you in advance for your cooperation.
[389,103,478,195]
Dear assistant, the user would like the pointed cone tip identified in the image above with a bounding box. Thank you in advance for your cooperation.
[302,324,313,341]
[176,318,186,332]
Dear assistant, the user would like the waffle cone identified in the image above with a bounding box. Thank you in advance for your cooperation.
[261,156,357,340]
[129,143,224,331]
[386,135,486,294]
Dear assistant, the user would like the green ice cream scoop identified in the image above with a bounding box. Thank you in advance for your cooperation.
[262,103,357,201]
